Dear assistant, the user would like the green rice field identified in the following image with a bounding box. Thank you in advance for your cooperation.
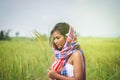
[0,37,120,80]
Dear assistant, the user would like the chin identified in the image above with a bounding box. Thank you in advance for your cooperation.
[57,47,62,50]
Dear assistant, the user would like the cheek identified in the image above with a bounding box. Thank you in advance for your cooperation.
[60,38,66,45]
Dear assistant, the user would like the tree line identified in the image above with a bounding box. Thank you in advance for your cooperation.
[0,30,11,40]
[0,29,48,41]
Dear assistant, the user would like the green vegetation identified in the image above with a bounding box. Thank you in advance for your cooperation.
[0,37,120,80]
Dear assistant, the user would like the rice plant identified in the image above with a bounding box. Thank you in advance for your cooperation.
[0,37,120,80]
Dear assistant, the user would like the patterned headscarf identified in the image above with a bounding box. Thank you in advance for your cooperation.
[51,26,86,79]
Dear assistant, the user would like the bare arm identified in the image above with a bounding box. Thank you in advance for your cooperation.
[48,51,84,80]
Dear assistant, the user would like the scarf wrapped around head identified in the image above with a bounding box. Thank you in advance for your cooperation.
[51,26,80,76]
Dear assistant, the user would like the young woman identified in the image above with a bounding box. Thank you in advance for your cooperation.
[48,22,86,80]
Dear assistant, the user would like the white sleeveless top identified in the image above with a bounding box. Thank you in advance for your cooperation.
[65,63,74,77]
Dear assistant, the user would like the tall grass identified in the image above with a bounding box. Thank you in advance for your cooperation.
[0,37,120,80]
[0,37,52,80]
[78,37,120,80]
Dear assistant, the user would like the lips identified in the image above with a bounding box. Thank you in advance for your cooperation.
[56,44,59,47]
[55,43,59,46]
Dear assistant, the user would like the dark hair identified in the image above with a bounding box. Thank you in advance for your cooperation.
[50,22,69,36]
[49,22,69,44]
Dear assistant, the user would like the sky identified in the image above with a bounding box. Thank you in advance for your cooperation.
[0,0,120,37]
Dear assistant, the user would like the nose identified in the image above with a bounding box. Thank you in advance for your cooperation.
[54,39,58,45]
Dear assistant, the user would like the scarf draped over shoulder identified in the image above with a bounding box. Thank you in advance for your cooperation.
[51,26,86,79]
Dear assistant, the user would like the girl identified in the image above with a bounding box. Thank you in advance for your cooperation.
[48,22,86,80]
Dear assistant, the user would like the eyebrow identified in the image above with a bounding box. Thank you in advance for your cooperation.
[53,35,60,39]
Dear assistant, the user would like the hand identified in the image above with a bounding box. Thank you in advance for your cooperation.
[48,67,57,79]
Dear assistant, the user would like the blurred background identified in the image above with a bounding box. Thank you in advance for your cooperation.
[0,0,120,80]
[0,0,120,38]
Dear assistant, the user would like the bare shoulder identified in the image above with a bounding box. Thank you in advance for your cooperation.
[72,50,82,58]
[68,50,82,65]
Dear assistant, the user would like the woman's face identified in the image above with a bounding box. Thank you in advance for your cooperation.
[52,31,66,50]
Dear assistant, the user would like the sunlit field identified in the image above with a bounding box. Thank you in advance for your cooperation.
[0,37,120,80]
